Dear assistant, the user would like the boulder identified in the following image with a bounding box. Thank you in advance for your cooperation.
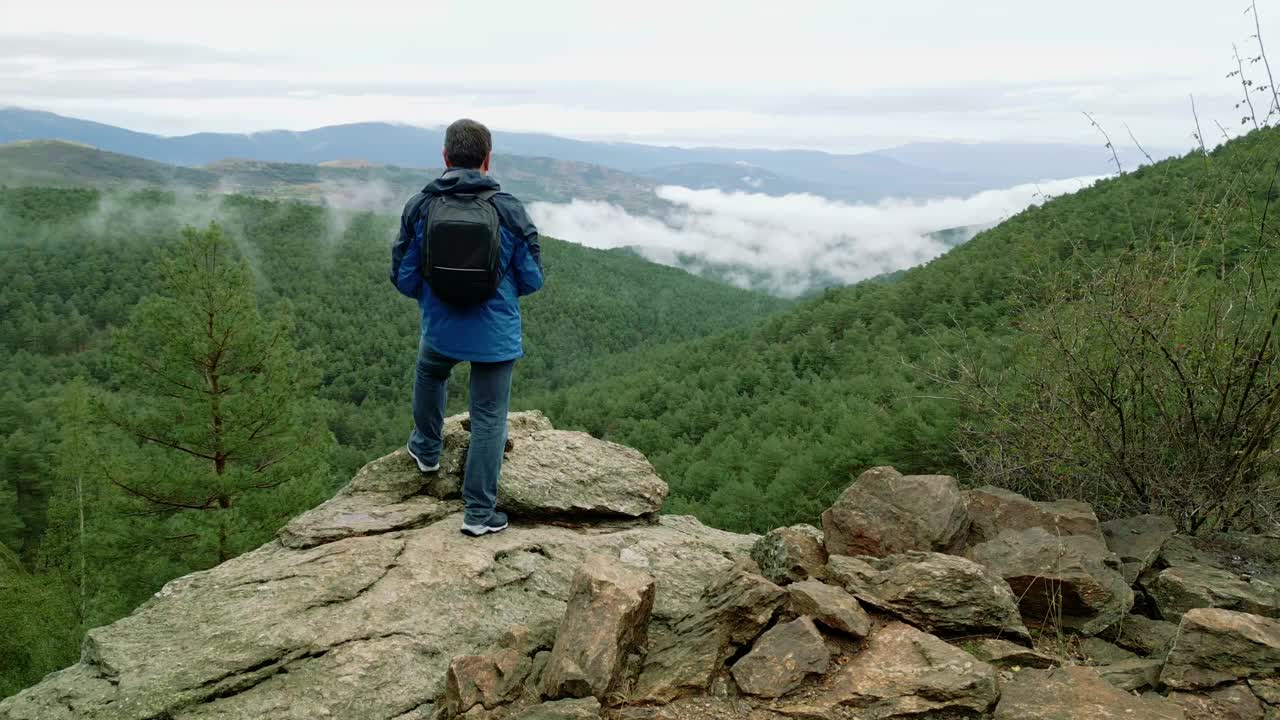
[967,638,1058,669]
[1161,608,1280,690]
[1101,514,1176,583]
[966,485,1105,546]
[750,524,827,585]
[0,444,753,720]
[820,466,970,558]
[827,551,1030,641]
[994,666,1185,719]
[819,622,998,719]
[1169,684,1266,720]
[1250,677,1280,705]
[1096,658,1163,692]
[422,412,668,519]
[1109,614,1179,656]
[1142,537,1280,622]
[968,527,1133,636]
[633,566,786,704]
[511,698,602,720]
[786,579,871,638]
[443,650,532,716]
[729,616,830,698]
[541,554,656,701]
[1077,637,1138,665]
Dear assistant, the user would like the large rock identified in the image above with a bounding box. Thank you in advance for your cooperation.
[994,666,1185,719]
[1141,535,1280,622]
[968,526,1133,635]
[541,554,655,701]
[443,650,532,716]
[966,485,1105,546]
[0,444,754,720]
[820,466,970,558]
[511,698,601,720]
[750,524,827,585]
[967,638,1058,669]
[632,565,786,704]
[425,411,668,519]
[817,622,998,719]
[729,616,829,698]
[1109,614,1180,656]
[827,551,1030,641]
[786,579,871,637]
[1169,684,1266,720]
[1161,608,1280,690]
[1101,514,1176,583]
[1095,658,1163,692]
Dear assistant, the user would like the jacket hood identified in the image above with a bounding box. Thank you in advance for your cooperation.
[424,168,501,195]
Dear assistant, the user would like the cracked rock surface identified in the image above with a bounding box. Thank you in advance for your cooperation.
[0,414,750,720]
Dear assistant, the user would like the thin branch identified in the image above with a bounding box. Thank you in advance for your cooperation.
[1252,1,1280,124]
[1084,111,1124,174]
[1125,123,1156,166]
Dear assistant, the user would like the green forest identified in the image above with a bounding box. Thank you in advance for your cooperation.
[2,126,1280,698]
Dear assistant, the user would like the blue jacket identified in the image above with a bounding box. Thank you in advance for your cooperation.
[391,169,544,362]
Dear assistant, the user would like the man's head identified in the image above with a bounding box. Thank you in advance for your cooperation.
[443,118,492,173]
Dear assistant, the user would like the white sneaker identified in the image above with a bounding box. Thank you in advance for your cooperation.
[406,446,440,473]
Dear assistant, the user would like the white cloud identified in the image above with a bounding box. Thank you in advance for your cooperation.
[529,176,1101,296]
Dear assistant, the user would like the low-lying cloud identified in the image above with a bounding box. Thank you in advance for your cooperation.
[529,177,1102,296]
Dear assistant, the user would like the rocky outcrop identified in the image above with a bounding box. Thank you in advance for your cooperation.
[6,426,1280,720]
[994,666,1186,719]
[750,524,827,585]
[0,417,748,720]
[1160,608,1280,690]
[540,554,655,701]
[968,526,1133,635]
[966,485,1105,545]
[820,466,970,557]
[829,551,1030,641]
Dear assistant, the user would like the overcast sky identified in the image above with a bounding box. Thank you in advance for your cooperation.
[3,0,1278,152]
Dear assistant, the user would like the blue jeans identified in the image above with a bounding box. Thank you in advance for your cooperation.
[408,339,515,524]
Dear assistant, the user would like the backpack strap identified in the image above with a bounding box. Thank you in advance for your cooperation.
[475,189,499,202]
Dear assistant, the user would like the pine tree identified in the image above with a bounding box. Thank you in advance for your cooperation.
[97,224,331,566]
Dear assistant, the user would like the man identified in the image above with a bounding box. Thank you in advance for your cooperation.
[391,118,544,537]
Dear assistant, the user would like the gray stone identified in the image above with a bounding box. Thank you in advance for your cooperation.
[1169,684,1266,720]
[1142,535,1280,622]
[1161,608,1280,690]
[633,565,786,704]
[1101,515,1176,583]
[423,412,668,519]
[967,638,1058,669]
[966,485,1105,546]
[968,527,1133,636]
[0,444,753,720]
[1077,637,1138,665]
[1109,614,1180,656]
[822,622,998,719]
[828,551,1030,641]
[1249,677,1280,705]
[729,616,830,698]
[541,554,655,701]
[786,579,870,638]
[1096,658,1163,692]
[511,698,602,720]
[750,524,827,585]
[820,466,970,558]
[994,666,1186,719]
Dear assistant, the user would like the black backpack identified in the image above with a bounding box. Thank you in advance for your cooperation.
[421,189,503,305]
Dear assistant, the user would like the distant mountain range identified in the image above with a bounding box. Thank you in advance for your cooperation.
[0,108,1173,203]
[0,139,671,216]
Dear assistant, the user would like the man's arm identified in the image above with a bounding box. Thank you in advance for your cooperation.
[390,194,426,299]
[494,194,544,296]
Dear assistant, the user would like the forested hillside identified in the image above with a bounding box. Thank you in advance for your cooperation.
[528,129,1280,533]
[0,186,783,561]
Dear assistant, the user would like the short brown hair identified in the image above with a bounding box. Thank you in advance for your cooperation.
[444,118,492,169]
